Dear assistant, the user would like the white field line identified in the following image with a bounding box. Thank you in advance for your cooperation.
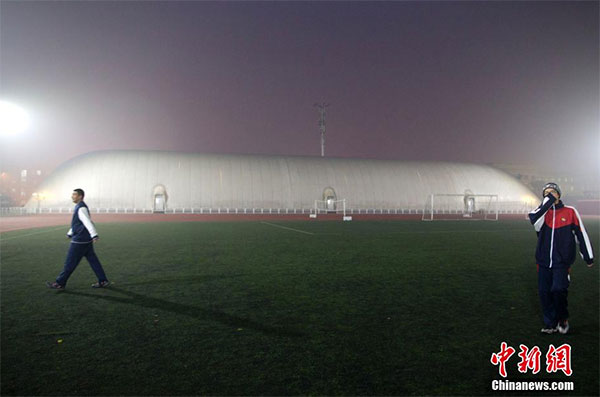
[260,221,315,235]
[0,226,66,241]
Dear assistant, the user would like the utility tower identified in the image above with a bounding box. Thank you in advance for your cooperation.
[314,103,329,157]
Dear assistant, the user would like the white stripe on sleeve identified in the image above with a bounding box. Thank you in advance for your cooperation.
[530,197,551,232]
[533,216,545,232]
[78,207,98,238]
[566,205,594,260]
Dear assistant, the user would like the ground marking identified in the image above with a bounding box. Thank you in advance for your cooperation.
[0,226,66,241]
[260,221,315,235]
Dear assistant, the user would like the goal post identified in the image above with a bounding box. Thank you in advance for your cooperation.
[422,194,499,221]
[310,198,352,221]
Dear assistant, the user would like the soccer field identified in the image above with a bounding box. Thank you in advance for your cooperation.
[1,219,598,396]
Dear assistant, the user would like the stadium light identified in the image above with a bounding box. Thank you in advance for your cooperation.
[522,195,537,205]
[0,101,30,136]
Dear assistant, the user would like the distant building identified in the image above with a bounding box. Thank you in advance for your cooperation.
[0,169,45,207]
[491,163,600,200]
[25,150,537,213]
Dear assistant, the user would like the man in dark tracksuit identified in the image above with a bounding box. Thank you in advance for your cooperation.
[528,182,594,334]
[46,189,110,290]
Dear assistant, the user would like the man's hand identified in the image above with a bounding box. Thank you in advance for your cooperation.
[92,237,99,243]
[543,189,559,204]
[587,262,594,268]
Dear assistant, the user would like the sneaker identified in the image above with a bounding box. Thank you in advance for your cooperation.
[46,281,65,290]
[91,280,111,288]
[540,326,558,334]
[557,321,570,334]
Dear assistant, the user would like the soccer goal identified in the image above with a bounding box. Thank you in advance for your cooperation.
[422,194,499,221]
[310,198,352,221]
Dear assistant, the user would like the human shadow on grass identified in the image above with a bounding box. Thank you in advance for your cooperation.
[64,286,305,338]
[115,274,243,287]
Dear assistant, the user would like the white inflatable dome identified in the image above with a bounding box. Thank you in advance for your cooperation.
[26,150,537,212]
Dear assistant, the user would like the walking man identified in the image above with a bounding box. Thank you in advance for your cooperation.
[46,189,110,290]
[528,182,594,334]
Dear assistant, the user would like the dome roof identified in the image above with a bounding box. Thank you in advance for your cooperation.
[27,150,537,211]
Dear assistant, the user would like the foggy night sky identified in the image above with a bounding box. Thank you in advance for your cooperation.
[1,1,598,176]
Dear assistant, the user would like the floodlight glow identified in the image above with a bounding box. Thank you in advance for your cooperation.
[0,101,29,136]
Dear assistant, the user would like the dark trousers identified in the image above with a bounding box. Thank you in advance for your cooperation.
[56,242,108,287]
[538,265,569,328]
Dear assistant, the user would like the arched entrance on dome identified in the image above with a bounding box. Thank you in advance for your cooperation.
[323,187,337,212]
[463,189,475,217]
[152,184,168,213]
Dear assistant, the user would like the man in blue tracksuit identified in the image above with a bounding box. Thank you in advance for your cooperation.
[46,189,110,290]
[528,182,594,334]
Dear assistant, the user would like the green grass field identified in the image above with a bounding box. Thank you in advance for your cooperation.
[1,219,598,396]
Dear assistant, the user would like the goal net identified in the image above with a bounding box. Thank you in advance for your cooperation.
[422,194,498,221]
[310,199,351,220]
